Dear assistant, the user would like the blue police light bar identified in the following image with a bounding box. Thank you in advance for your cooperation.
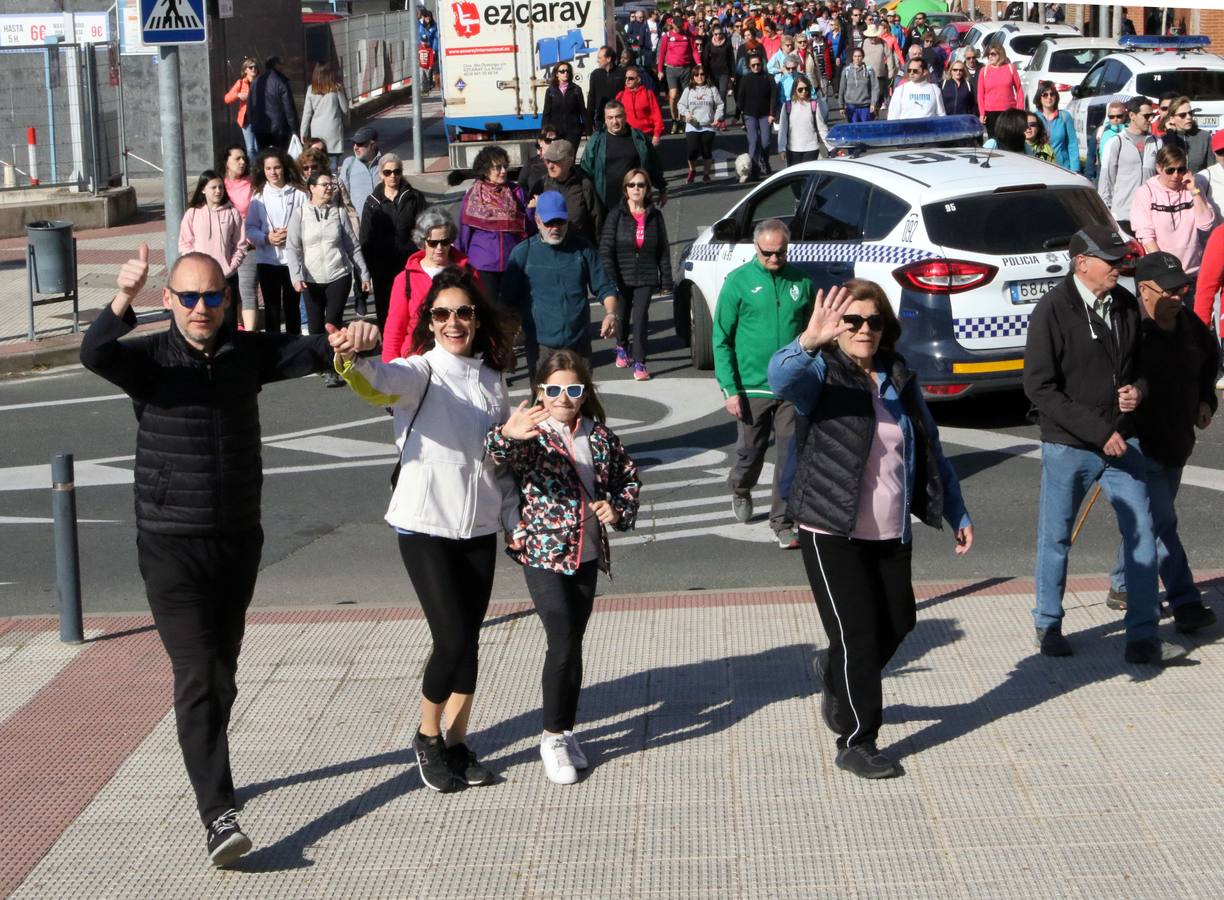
[1118,35,1211,50]
[827,115,983,149]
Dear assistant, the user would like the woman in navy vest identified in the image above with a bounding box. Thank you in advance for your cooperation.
[768,279,974,781]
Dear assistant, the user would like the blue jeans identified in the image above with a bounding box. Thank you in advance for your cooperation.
[1109,459,1199,609]
[845,104,871,123]
[240,124,258,160]
[744,115,771,174]
[1034,440,1159,641]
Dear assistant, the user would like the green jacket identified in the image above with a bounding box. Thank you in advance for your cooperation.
[713,257,814,399]
[579,126,667,209]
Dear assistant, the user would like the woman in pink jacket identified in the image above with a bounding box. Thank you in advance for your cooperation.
[1131,144,1217,292]
[976,43,1023,138]
[178,170,250,330]
[617,68,665,145]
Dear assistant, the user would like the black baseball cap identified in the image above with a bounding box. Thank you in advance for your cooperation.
[1134,251,1191,292]
[1068,225,1129,263]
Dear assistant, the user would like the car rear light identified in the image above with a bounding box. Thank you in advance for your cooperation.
[924,384,971,397]
[893,259,999,295]
[1055,83,1072,92]
[1118,239,1145,275]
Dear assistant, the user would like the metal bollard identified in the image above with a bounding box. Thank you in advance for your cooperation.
[51,453,84,644]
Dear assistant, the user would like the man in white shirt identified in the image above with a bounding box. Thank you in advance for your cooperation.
[886,57,945,120]
[1202,130,1224,218]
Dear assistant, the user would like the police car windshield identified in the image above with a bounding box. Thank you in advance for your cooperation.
[1049,48,1116,73]
[922,187,1109,255]
[1136,70,1224,101]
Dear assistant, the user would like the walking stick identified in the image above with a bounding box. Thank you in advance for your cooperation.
[1070,483,1102,546]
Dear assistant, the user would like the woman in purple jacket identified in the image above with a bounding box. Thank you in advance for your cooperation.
[456,146,533,303]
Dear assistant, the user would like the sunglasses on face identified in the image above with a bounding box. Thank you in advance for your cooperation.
[557,68,571,75]
[424,238,453,248]
[543,384,585,399]
[842,314,883,332]
[1160,105,1170,113]
[1174,110,1193,118]
[171,288,226,309]
[796,86,809,92]
[1164,166,1188,175]
[1107,113,1125,120]
[626,181,647,189]
[756,245,786,258]
[1041,90,1057,96]
[908,67,923,73]
[383,168,402,176]
[1026,122,1039,129]
[430,304,476,323]
[625,76,640,82]
[540,136,556,144]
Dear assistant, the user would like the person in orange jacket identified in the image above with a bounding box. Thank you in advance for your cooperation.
[616,67,665,146]
[224,57,258,159]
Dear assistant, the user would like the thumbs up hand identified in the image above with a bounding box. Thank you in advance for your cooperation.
[113,242,150,314]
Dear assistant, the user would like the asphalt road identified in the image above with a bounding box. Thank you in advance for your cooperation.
[2,124,1223,617]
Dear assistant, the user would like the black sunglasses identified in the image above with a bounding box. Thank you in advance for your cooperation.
[430,304,476,322]
[171,288,226,309]
[1164,166,1188,175]
[424,238,453,248]
[543,384,585,399]
[382,168,402,176]
[842,314,884,332]
[755,245,786,258]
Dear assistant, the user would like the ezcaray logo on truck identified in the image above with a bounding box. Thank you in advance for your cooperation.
[451,1,594,35]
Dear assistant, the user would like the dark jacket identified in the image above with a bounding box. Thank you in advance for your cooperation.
[941,79,975,117]
[543,83,587,141]
[579,126,667,210]
[705,38,736,80]
[248,68,298,136]
[1023,272,1148,450]
[501,233,619,348]
[1162,126,1214,173]
[1134,310,1219,468]
[519,154,550,197]
[599,201,673,290]
[79,305,331,536]
[736,70,779,118]
[533,167,605,245]
[586,65,625,128]
[359,182,426,277]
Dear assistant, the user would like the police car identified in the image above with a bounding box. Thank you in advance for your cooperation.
[674,118,1129,400]
[1066,36,1224,167]
[1019,36,1124,110]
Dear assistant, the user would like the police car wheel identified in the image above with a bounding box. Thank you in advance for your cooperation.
[673,282,693,348]
[690,287,714,371]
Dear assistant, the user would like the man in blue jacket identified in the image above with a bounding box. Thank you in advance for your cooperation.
[247,56,299,151]
[500,191,620,376]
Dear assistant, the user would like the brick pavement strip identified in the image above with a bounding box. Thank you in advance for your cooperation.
[1,579,1222,898]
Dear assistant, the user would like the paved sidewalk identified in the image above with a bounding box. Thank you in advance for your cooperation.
[2,576,1223,898]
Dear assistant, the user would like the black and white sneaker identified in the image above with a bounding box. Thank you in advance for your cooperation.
[205,809,252,867]
[445,742,495,786]
[413,732,458,793]
[835,743,903,780]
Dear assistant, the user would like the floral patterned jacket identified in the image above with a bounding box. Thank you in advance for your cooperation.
[485,418,641,576]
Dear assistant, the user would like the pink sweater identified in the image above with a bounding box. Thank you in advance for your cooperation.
[178,204,249,277]
[976,63,1022,116]
[1130,175,1217,274]
[224,177,253,220]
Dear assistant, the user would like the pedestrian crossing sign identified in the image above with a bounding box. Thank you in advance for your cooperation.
[140,0,207,45]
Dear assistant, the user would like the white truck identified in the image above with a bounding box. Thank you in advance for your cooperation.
[439,0,616,169]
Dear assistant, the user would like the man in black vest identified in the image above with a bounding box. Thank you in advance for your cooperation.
[80,247,336,866]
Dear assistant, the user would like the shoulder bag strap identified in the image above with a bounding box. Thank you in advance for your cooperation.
[390,360,432,490]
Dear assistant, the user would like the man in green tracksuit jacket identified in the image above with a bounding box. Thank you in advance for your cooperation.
[713,218,814,549]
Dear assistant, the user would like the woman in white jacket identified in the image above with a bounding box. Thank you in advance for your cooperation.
[246,148,306,334]
[677,67,724,183]
[331,267,520,794]
[300,62,349,168]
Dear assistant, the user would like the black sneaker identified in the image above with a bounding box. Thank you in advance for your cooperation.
[819,662,840,734]
[1106,589,1128,611]
[413,732,458,793]
[205,809,252,868]
[835,743,903,780]
[1124,639,1183,666]
[445,742,495,786]
[1173,601,1216,634]
[1035,626,1072,657]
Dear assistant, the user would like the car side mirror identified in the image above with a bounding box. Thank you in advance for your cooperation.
[1070,85,1083,99]
[712,217,740,243]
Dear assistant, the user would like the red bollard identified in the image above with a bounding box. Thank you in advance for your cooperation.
[27,127,39,186]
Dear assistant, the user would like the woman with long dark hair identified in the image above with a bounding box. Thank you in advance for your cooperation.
[1034,80,1079,171]
[246,148,306,334]
[219,144,260,330]
[331,268,519,793]
[677,67,724,183]
[768,279,973,780]
[456,146,532,303]
[542,62,586,147]
[179,169,250,330]
[301,62,350,169]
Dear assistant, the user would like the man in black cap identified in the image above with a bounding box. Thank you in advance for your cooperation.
[1023,225,1170,665]
[1104,251,1218,633]
[339,125,381,316]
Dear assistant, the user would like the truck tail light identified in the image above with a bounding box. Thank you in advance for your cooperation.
[893,259,999,295]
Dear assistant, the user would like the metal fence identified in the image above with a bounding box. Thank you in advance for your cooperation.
[304,11,416,110]
[0,43,123,193]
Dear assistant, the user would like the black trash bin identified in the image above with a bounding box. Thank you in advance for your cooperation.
[26,220,75,294]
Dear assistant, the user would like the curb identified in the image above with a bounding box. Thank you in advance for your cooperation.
[0,318,169,376]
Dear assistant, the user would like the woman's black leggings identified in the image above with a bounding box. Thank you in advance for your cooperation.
[616,283,657,365]
[799,531,915,750]
[523,561,598,732]
[257,263,300,335]
[398,532,497,704]
[686,130,715,162]
[303,274,352,334]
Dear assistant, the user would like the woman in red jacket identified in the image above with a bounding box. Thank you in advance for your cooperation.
[382,207,481,361]
[616,68,665,146]
[976,42,1024,138]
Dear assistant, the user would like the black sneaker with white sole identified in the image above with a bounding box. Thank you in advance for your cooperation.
[445,742,495,786]
[413,731,458,793]
[205,809,252,867]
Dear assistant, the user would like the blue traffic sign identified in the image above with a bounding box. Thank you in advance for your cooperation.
[139,0,207,46]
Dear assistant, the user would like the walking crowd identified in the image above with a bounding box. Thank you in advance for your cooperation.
[75,0,1224,872]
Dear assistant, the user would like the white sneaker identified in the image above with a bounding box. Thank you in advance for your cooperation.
[541,734,578,784]
[564,731,588,770]
[1216,372,1224,391]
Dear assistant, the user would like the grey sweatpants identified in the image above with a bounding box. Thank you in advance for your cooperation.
[727,396,795,533]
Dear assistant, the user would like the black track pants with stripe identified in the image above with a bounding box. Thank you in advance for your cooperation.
[799,531,915,749]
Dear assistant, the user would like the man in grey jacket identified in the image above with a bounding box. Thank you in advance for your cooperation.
[1099,96,1161,235]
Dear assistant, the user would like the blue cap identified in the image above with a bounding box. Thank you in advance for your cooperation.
[535,190,568,224]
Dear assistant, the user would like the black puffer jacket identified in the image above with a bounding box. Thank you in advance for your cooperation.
[599,201,673,290]
[786,347,944,536]
[80,305,331,536]
[542,83,587,143]
[360,182,426,277]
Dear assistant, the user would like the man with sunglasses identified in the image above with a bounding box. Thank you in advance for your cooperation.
[339,126,384,317]
[1099,96,1161,237]
[530,138,604,245]
[1104,252,1218,634]
[79,247,338,866]
[1091,100,1128,183]
[1023,226,1171,666]
[713,219,813,549]
[886,57,944,120]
